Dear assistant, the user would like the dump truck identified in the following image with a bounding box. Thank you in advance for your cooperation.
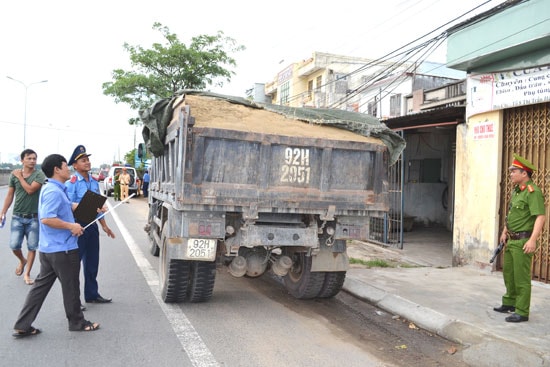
[140,91,405,303]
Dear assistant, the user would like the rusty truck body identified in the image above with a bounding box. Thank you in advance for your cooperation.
[141,92,404,303]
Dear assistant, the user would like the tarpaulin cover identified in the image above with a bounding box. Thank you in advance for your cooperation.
[139,90,405,165]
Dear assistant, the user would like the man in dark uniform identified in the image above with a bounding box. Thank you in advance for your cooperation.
[494,154,545,323]
[66,145,115,304]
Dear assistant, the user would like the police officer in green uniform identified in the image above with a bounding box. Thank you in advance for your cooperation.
[494,154,545,322]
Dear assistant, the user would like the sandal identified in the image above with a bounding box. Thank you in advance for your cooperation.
[12,326,41,338]
[70,320,100,332]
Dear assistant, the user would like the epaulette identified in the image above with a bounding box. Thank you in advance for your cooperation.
[70,175,77,184]
[528,184,534,193]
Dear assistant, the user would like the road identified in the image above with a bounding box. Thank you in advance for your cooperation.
[0,185,467,367]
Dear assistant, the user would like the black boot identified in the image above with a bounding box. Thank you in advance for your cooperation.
[505,313,528,322]
[493,305,515,313]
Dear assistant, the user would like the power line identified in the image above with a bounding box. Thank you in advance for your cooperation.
[273,0,498,109]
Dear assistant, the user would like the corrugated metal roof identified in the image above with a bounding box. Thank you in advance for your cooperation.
[384,106,465,130]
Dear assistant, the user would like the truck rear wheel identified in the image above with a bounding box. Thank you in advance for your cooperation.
[188,261,216,303]
[317,271,346,298]
[160,228,191,303]
[283,253,325,299]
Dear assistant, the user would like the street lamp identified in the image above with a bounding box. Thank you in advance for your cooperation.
[48,124,71,151]
[6,76,48,149]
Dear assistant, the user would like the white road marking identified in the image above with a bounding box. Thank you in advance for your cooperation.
[108,202,220,367]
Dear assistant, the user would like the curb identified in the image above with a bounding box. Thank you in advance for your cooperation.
[342,276,549,367]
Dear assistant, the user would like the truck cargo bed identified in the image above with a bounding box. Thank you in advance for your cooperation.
[150,96,389,215]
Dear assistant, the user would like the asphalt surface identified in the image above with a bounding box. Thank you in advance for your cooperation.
[3,181,549,366]
[343,245,550,367]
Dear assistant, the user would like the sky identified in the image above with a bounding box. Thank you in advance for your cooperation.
[0,0,505,167]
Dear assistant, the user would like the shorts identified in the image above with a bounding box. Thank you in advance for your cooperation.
[9,215,39,251]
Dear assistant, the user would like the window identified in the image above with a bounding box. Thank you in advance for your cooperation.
[390,94,402,116]
[307,80,313,98]
[280,81,290,105]
[367,98,378,117]
[316,76,322,90]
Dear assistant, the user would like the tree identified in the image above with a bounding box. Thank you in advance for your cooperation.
[102,22,245,123]
[124,149,137,167]
[123,148,148,178]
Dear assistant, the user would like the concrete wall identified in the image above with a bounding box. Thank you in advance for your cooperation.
[453,110,503,266]
[0,169,11,186]
[402,130,453,228]
[404,182,448,226]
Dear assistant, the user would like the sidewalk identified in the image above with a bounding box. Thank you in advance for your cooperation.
[343,241,550,367]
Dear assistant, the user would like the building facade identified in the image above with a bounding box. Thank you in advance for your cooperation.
[447,0,550,281]
[264,52,382,109]
[264,53,466,250]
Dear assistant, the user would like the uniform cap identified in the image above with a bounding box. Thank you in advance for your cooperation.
[68,145,91,165]
[509,154,536,173]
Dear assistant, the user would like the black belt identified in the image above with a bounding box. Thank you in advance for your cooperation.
[508,231,532,240]
[14,213,38,219]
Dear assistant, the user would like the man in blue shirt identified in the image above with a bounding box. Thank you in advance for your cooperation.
[142,170,150,198]
[13,154,100,338]
[66,145,115,304]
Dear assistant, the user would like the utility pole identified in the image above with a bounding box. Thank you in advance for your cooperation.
[6,76,48,149]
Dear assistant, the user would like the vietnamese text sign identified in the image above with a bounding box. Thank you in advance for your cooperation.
[467,65,550,118]
[473,119,495,140]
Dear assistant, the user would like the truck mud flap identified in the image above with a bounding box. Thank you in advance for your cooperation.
[310,238,349,272]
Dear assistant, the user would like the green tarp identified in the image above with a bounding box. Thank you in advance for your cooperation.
[139,90,406,165]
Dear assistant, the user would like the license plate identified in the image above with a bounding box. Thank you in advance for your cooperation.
[186,238,217,261]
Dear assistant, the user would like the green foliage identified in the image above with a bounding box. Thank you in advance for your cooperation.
[124,149,136,167]
[102,22,245,122]
[0,163,19,169]
[122,148,148,177]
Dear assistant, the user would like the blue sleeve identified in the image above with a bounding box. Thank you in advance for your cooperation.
[91,179,101,194]
[65,181,77,202]
[66,180,86,203]
[40,189,61,219]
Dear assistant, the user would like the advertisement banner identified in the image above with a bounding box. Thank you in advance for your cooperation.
[467,65,550,118]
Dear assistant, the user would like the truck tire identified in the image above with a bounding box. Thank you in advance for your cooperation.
[316,271,346,298]
[283,253,325,299]
[160,228,191,303]
[187,261,216,303]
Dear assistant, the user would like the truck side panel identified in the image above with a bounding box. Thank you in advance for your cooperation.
[177,126,388,213]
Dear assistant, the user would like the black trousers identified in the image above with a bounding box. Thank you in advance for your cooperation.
[13,249,85,331]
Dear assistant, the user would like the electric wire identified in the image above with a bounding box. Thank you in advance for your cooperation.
[275,0,498,109]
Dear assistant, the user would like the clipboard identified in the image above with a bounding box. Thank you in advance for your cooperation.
[73,190,107,225]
